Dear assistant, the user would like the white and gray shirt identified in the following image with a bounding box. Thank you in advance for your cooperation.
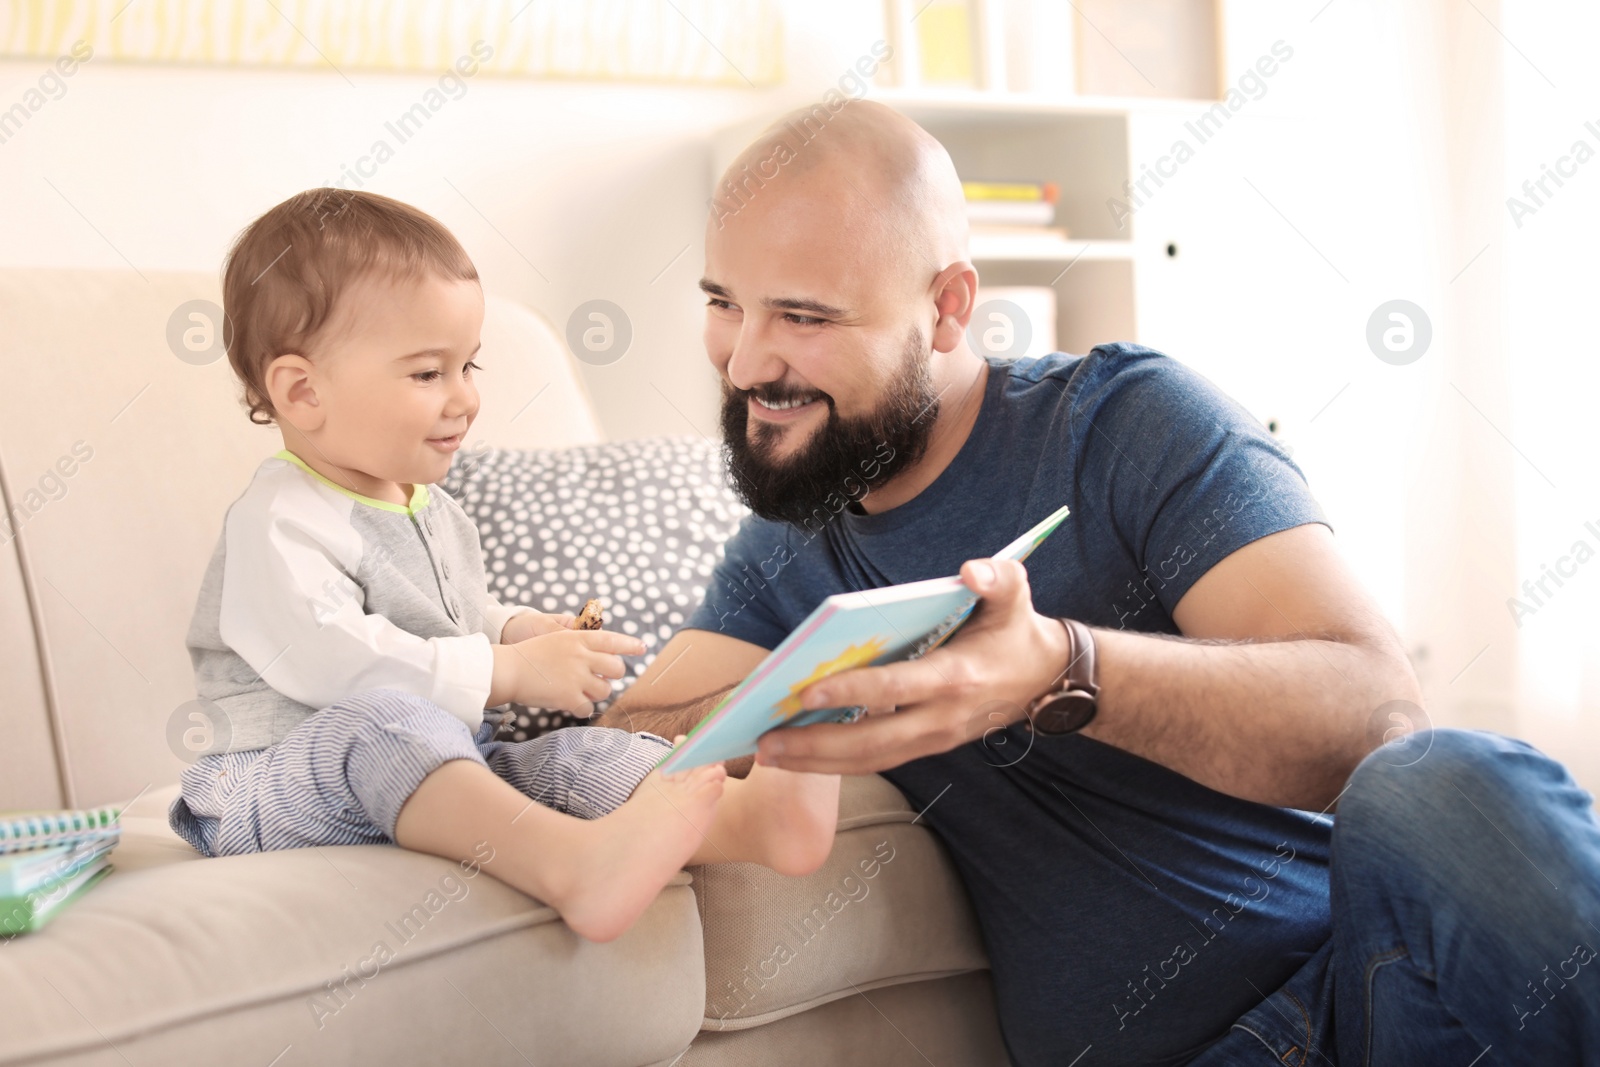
[186,449,532,753]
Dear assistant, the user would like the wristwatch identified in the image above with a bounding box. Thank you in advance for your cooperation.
[1026,618,1100,735]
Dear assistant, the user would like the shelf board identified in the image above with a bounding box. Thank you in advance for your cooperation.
[969,234,1133,264]
[870,87,1222,120]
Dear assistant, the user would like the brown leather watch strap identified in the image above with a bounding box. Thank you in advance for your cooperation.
[1026,617,1101,735]
[1059,617,1100,699]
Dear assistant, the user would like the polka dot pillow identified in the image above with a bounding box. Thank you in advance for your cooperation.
[439,436,748,740]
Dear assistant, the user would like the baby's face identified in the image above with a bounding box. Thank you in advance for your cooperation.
[304,272,484,489]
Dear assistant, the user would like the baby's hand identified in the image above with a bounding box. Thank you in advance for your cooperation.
[509,628,646,718]
[500,610,577,644]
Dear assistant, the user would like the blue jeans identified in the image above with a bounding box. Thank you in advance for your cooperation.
[1191,728,1600,1065]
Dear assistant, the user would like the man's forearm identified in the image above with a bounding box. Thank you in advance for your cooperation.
[598,688,756,777]
[1084,627,1421,810]
[597,690,723,737]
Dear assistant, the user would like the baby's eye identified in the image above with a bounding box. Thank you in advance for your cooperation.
[464,360,483,376]
[413,369,441,383]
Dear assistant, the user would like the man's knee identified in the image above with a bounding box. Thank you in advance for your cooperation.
[1344,729,1531,832]
[1335,728,1598,978]
[1337,727,1578,885]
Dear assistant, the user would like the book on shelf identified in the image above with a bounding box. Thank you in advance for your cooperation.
[962,180,1059,202]
[963,180,1059,228]
[658,504,1071,772]
[967,201,1056,226]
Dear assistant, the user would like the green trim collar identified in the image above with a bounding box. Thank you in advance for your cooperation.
[274,449,431,515]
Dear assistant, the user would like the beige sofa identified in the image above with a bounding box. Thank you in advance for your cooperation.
[0,269,1011,1066]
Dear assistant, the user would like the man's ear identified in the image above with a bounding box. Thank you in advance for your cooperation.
[929,261,979,354]
[263,354,325,432]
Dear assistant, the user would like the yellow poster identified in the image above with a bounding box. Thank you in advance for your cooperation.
[0,0,783,85]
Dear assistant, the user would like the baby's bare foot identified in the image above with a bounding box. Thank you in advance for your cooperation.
[552,762,726,942]
[739,765,841,877]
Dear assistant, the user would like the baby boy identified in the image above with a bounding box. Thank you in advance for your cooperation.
[167,188,838,942]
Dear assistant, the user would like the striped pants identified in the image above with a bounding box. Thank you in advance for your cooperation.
[167,689,671,857]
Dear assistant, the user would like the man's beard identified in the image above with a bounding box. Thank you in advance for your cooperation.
[719,327,941,527]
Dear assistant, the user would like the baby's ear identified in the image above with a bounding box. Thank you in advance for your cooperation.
[263,353,322,429]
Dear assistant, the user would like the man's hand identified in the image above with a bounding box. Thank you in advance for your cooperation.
[757,524,1420,809]
[755,558,1068,775]
[500,610,578,645]
[489,628,645,717]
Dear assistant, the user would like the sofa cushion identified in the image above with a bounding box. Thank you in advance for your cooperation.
[692,775,991,1031]
[440,436,748,738]
[681,970,1008,1066]
[0,785,703,1067]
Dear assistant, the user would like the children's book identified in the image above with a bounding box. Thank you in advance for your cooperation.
[0,861,113,936]
[658,504,1071,772]
[0,806,121,855]
[0,838,116,897]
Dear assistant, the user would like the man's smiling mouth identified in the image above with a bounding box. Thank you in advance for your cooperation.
[750,392,825,419]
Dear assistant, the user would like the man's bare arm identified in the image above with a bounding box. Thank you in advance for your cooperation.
[1081,522,1418,806]
[597,628,767,737]
[756,524,1421,810]
[1084,632,1405,808]
[597,684,725,737]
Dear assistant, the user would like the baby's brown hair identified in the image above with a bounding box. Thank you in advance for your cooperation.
[222,188,478,425]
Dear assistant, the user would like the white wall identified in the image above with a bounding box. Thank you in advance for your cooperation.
[1498,0,1600,791]
[1204,0,1599,790]
[0,1,884,443]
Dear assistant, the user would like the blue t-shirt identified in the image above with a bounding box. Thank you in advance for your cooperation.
[687,344,1337,1065]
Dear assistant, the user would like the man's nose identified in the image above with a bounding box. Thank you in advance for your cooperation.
[724,318,788,392]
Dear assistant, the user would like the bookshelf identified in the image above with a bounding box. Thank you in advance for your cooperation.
[863,89,1232,358]
[872,0,1225,355]
[709,1,1229,359]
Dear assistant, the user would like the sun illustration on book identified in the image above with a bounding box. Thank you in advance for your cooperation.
[772,637,889,720]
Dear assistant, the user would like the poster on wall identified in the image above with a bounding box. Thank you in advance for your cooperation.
[0,0,784,85]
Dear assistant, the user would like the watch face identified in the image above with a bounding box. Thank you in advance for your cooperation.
[1033,693,1096,735]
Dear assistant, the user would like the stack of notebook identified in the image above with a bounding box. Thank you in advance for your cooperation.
[962,180,1066,234]
[0,807,121,935]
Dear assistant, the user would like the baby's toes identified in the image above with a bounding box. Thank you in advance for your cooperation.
[680,765,726,805]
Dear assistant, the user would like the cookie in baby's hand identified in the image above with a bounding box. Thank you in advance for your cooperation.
[574,598,604,630]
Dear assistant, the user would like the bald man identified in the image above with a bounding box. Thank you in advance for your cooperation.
[604,102,1600,1064]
